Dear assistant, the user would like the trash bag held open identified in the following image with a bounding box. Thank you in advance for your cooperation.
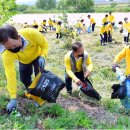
[28,70,65,103]
[80,78,101,100]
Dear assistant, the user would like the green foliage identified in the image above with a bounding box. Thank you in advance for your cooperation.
[16,4,28,12]
[57,0,94,12]
[62,37,72,49]
[111,2,117,8]
[0,0,17,25]
[44,105,93,129]
[36,0,56,10]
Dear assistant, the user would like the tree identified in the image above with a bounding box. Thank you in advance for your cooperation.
[36,0,56,10]
[0,0,16,14]
[57,0,94,12]
[65,0,94,12]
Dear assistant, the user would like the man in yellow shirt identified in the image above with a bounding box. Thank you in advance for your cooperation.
[48,18,53,31]
[0,25,48,114]
[64,42,93,95]
[102,14,109,25]
[108,12,115,26]
[100,23,108,45]
[87,15,96,32]
[112,45,130,76]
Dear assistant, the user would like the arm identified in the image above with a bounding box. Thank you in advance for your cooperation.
[2,51,18,99]
[114,47,126,63]
[64,55,77,81]
[86,54,93,72]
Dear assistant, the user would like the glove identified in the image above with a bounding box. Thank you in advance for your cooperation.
[6,98,17,114]
[112,63,120,72]
[38,56,45,69]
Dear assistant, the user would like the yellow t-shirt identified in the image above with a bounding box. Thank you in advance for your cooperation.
[1,28,48,98]
[114,46,130,76]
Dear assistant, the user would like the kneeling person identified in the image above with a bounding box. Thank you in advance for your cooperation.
[64,42,93,95]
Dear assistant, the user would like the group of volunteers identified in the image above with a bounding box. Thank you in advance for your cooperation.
[0,12,130,114]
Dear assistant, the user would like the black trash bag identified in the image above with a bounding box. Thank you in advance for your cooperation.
[111,84,126,99]
[28,70,65,103]
[80,78,101,100]
[108,36,112,42]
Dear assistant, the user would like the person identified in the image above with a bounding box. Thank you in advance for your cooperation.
[102,14,109,25]
[87,15,96,33]
[119,18,130,44]
[22,22,29,28]
[33,20,38,28]
[48,18,53,31]
[0,24,48,114]
[64,42,93,95]
[112,45,130,76]
[100,23,108,45]
[106,23,113,43]
[41,20,47,33]
[108,12,115,26]
[76,20,82,34]
[56,21,62,39]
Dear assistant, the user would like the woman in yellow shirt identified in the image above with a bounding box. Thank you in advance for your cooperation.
[88,15,96,32]
[56,21,62,39]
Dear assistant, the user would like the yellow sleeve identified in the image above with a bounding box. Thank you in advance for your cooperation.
[33,30,48,58]
[2,51,18,98]
[86,55,93,72]
[114,47,126,63]
[64,54,77,80]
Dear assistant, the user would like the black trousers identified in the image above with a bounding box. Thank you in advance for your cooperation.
[19,57,40,89]
[92,23,96,32]
[56,33,62,39]
[124,33,130,43]
[100,32,108,44]
[65,71,84,92]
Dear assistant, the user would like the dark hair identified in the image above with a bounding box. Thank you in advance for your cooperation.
[124,17,128,21]
[118,21,123,24]
[105,14,108,17]
[87,15,90,18]
[72,42,82,52]
[0,24,19,44]
[58,21,62,25]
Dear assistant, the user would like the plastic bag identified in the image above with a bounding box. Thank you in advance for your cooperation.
[80,78,101,100]
[87,26,91,33]
[123,29,128,37]
[28,70,65,103]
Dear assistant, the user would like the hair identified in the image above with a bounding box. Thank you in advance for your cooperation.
[124,17,128,21]
[105,14,108,17]
[72,42,83,52]
[87,15,90,18]
[118,21,123,25]
[58,21,62,25]
[0,24,19,44]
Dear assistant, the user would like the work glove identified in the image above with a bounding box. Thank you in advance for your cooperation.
[6,98,17,114]
[112,63,120,72]
[38,56,45,69]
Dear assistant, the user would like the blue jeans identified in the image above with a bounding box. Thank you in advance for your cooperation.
[65,71,84,92]
[19,57,40,89]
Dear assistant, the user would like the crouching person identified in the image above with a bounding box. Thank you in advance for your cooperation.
[64,42,93,95]
[0,25,48,114]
